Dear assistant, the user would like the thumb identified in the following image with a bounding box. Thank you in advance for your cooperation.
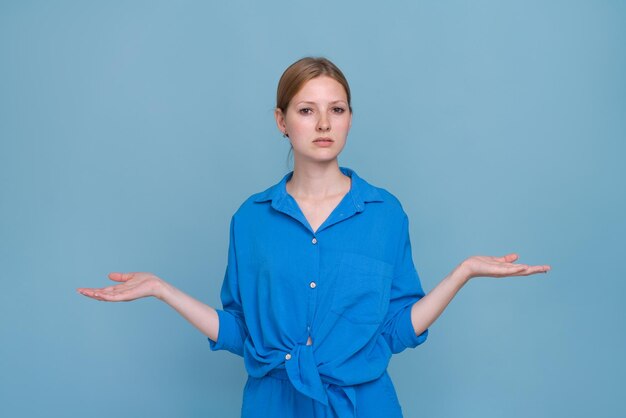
[495,253,518,263]
[108,272,133,282]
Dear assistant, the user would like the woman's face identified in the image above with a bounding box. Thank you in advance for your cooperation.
[275,76,352,165]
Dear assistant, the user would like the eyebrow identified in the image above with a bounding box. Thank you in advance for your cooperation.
[295,100,348,106]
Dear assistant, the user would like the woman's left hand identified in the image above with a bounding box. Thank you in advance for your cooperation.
[460,253,551,281]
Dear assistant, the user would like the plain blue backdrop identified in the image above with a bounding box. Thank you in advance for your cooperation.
[1,1,624,417]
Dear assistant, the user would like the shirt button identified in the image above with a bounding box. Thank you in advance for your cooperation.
[285,353,292,360]
[309,281,317,289]
[311,237,318,244]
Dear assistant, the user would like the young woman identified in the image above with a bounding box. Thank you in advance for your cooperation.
[78,57,550,418]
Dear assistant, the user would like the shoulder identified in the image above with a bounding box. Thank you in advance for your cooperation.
[370,189,411,236]
[231,192,264,219]
[375,186,405,211]
[357,173,408,220]
[229,182,280,223]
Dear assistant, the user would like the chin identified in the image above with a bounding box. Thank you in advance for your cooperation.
[295,153,341,165]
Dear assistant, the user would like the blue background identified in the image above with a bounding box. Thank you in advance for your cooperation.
[1,1,624,417]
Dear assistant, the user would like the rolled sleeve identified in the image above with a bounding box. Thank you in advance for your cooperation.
[381,214,429,353]
[396,302,429,349]
[207,215,248,357]
[208,309,247,356]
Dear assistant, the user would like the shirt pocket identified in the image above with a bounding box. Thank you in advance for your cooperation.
[331,252,393,325]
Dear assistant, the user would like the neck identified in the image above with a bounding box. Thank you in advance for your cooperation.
[287,160,350,199]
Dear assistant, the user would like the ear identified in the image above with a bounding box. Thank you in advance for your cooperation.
[275,108,287,135]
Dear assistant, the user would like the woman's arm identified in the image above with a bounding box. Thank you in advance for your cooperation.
[77,272,220,342]
[410,253,550,336]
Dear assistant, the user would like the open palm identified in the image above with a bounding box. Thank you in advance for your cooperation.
[77,272,163,302]
[462,253,551,279]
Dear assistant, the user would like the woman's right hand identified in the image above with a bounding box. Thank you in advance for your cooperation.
[77,272,166,302]
[78,272,220,341]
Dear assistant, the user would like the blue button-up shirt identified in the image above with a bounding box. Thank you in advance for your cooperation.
[209,166,428,416]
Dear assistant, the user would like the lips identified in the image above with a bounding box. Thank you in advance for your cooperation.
[313,137,333,142]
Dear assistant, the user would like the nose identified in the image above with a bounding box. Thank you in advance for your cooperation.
[317,113,330,132]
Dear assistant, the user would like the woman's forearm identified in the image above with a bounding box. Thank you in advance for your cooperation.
[409,252,549,336]
[410,263,470,336]
[157,281,220,342]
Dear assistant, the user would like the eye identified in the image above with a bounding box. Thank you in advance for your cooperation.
[332,107,346,114]
[299,108,313,115]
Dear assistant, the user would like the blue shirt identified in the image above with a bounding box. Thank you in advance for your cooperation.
[209,166,428,416]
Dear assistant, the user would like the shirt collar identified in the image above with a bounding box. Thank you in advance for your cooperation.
[252,166,384,211]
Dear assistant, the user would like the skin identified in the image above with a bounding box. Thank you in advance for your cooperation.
[275,76,353,233]
[77,76,551,342]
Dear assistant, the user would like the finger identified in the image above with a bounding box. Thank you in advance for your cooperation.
[92,288,132,301]
[77,288,101,296]
[99,284,133,296]
[105,283,132,293]
[102,283,141,298]
[491,253,518,263]
[502,263,528,270]
[77,288,107,301]
[495,264,528,276]
[509,265,551,276]
[94,292,123,301]
[525,265,551,274]
[502,253,519,262]
[108,272,133,282]
[78,287,124,299]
